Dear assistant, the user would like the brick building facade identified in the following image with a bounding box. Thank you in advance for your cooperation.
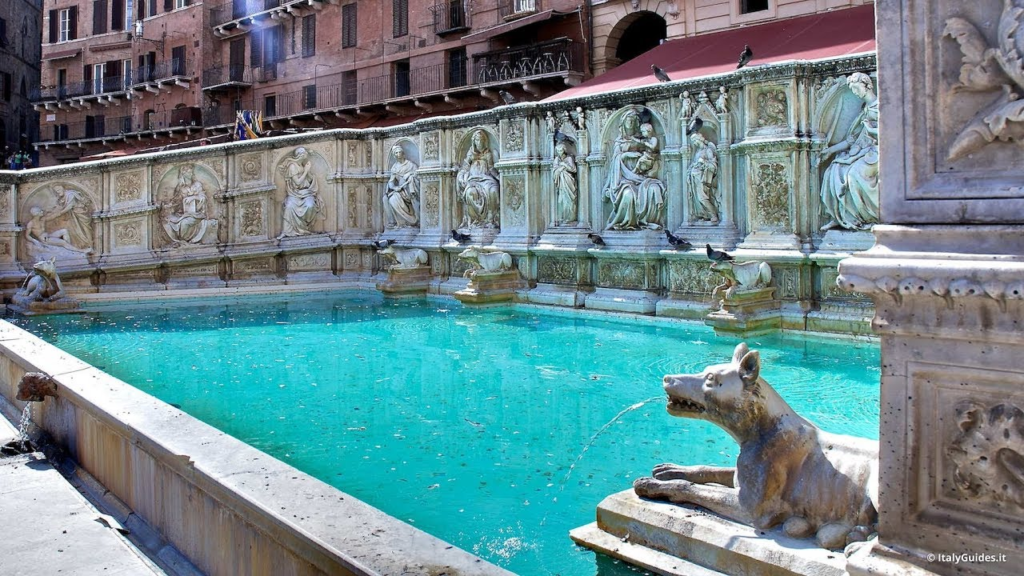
[0,0,43,156]
[33,0,873,166]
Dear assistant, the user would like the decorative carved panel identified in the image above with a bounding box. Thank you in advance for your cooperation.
[751,162,790,230]
[667,260,718,295]
[423,132,439,161]
[504,175,525,227]
[775,266,800,299]
[423,183,439,227]
[240,201,264,237]
[537,257,577,285]
[240,155,262,182]
[114,171,144,203]
[288,253,331,272]
[114,221,142,246]
[755,89,788,127]
[597,260,657,290]
[505,121,524,152]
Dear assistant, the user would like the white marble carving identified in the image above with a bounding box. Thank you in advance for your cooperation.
[711,260,772,303]
[819,73,879,232]
[457,246,512,277]
[24,183,94,259]
[277,147,324,238]
[383,143,420,229]
[687,132,720,223]
[679,90,695,120]
[948,401,1024,510]
[715,86,729,115]
[24,206,92,255]
[378,245,428,269]
[603,108,666,230]
[162,165,217,246]
[553,142,578,224]
[456,129,500,229]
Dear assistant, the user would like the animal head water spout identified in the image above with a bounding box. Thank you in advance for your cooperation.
[16,372,58,402]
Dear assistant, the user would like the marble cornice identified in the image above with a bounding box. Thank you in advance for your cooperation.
[95,204,159,220]
[217,184,276,200]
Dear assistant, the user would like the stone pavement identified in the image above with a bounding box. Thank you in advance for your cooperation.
[0,412,165,576]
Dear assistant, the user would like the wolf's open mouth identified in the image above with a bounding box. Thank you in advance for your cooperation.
[667,396,705,413]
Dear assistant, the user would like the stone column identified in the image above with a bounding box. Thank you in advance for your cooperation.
[842,2,1024,574]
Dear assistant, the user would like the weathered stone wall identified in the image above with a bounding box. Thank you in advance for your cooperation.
[6,53,877,334]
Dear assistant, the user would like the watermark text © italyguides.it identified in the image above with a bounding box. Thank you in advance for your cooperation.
[927,552,1008,564]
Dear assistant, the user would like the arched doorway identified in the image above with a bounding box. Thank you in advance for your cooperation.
[613,11,667,64]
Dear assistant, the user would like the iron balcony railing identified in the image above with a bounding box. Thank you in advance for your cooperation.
[471,37,582,85]
[202,65,255,88]
[430,1,470,35]
[134,59,190,85]
[43,107,205,143]
[498,0,540,20]
[30,74,132,103]
[210,0,327,29]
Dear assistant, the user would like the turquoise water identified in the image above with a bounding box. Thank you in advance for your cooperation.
[15,293,880,575]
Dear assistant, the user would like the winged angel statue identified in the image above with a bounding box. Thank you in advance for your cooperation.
[944,0,1024,160]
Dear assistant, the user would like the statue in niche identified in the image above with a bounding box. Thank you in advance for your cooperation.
[603,110,666,230]
[819,72,879,232]
[679,91,695,121]
[715,87,729,115]
[687,131,720,223]
[47,183,93,250]
[552,142,578,224]
[383,144,420,229]
[456,129,500,229]
[163,165,216,245]
[278,147,324,238]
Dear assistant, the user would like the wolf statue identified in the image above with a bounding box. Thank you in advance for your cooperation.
[633,343,878,550]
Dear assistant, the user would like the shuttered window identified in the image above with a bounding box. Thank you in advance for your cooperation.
[341,4,356,48]
[48,10,57,44]
[93,1,108,35]
[111,0,124,31]
[392,0,408,38]
[303,85,316,109]
[164,0,173,13]
[301,15,315,57]
[251,30,262,66]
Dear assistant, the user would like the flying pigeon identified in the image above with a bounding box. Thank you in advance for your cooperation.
[706,243,735,262]
[651,65,672,83]
[498,90,516,105]
[451,229,472,243]
[587,233,606,246]
[371,239,395,249]
[686,116,704,136]
[737,45,753,69]
[665,230,692,250]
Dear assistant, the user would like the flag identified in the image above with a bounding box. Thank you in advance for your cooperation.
[235,110,264,141]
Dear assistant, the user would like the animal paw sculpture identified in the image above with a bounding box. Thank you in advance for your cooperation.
[378,245,428,270]
[633,343,878,550]
[457,246,513,279]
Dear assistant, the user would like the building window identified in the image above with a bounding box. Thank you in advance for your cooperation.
[176,0,189,8]
[172,45,186,76]
[93,63,106,94]
[143,0,158,18]
[123,59,133,88]
[342,70,356,105]
[1,73,11,102]
[740,0,769,14]
[393,0,408,38]
[448,47,466,88]
[303,84,316,109]
[59,8,73,42]
[264,95,277,117]
[342,3,356,48]
[393,59,410,97]
[302,15,315,57]
[93,0,108,35]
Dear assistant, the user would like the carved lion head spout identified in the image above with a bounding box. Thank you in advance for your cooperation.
[16,372,58,402]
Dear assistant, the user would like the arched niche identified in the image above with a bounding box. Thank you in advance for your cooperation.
[453,127,502,230]
[272,146,333,238]
[19,181,97,262]
[153,163,223,248]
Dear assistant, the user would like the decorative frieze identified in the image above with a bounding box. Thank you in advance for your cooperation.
[537,257,577,285]
[667,260,718,295]
[597,260,657,290]
[114,171,143,203]
[751,162,790,230]
[755,89,788,127]
[288,253,331,272]
[423,183,439,227]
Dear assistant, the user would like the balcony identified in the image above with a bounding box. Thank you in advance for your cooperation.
[430,1,470,35]
[471,37,583,89]
[37,108,205,149]
[499,0,540,21]
[210,0,335,39]
[202,65,256,92]
[31,75,132,112]
[133,60,192,93]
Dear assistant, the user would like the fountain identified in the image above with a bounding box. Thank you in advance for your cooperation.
[8,258,81,316]
[1,373,56,456]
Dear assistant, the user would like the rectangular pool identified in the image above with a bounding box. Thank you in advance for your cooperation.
[14,292,880,575]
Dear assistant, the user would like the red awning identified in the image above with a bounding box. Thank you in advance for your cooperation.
[547,5,876,102]
[42,48,82,61]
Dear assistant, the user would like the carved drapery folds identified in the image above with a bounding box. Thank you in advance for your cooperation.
[553,141,579,225]
[687,132,720,223]
[383,141,420,229]
[160,164,218,246]
[456,128,501,230]
[276,147,326,238]
[22,183,95,259]
[602,106,666,230]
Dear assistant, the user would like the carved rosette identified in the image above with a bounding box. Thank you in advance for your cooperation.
[667,260,718,295]
[538,257,577,285]
[755,89,788,127]
[240,201,263,237]
[751,162,790,230]
[240,155,262,182]
[504,175,525,227]
[114,172,143,203]
[114,221,142,246]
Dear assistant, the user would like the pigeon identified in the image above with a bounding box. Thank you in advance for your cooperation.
[587,233,606,246]
[651,64,672,83]
[451,229,471,243]
[665,230,692,250]
[706,243,734,262]
[371,239,395,249]
[686,116,704,136]
[737,45,753,69]
[498,90,516,105]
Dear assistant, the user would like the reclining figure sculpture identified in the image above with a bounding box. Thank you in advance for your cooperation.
[634,343,878,550]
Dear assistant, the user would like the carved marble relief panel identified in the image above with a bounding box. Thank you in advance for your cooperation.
[775,266,800,299]
[504,175,526,227]
[750,160,791,231]
[754,88,788,128]
[422,132,439,162]
[273,147,330,238]
[113,219,143,248]
[234,258,275,275]
[288,252,331,272]
[20,182,98,260]
[667,260,719,295]
[537,257,578,285]
[239,200,266,239]
[910,362,1024,538]
[422,182,440,228]
[504,120,524,153]
[0,187,11,221]
[114,171,144,204]
[240,154,263,183]
[154,164,220,248]
[597,259,658,290]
